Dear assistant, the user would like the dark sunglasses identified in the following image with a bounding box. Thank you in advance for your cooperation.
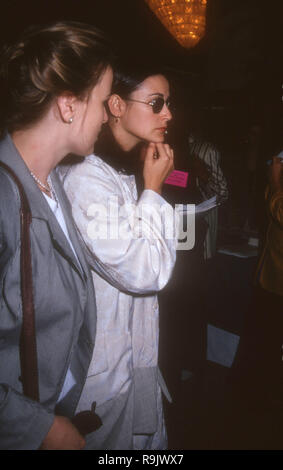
[126,96,171,114]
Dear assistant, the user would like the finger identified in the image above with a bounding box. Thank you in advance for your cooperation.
[163,144,174,159]
[144,142,157,160]
[164,145,173,159]
[162,143,173,156]
[156,143,171,159]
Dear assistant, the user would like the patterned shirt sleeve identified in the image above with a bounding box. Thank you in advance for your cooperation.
[190,140,229,204]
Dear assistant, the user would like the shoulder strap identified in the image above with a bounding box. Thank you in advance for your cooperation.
[0,162,39,402]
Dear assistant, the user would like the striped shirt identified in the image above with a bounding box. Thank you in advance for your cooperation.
[189,138,228,204]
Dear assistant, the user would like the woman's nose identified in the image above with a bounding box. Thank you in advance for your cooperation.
[162,104,172,122]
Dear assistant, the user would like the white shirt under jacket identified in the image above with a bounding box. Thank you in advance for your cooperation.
[60,154,177,449]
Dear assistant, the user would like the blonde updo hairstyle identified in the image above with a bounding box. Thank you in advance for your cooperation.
[0,21,113,137]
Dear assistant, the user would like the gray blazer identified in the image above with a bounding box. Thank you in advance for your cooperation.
[0,134,97,449]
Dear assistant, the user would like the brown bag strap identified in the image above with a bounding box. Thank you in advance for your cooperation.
[0,162,39,402]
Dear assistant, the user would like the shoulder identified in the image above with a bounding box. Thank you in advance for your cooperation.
[201,141,219,155]
[191,140,219,156]
[60,153,120,183]
[0,169,21,248]
[61,154,124,206]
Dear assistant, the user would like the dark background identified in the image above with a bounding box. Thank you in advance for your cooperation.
[1,0,282,150]
[0,0,282,228]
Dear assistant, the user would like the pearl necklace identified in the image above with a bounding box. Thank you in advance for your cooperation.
[30,171,58,203]
[30,171,50,191]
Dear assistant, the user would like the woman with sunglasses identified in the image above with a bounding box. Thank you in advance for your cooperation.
[60,62,177,450]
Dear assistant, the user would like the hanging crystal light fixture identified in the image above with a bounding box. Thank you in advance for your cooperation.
[145,0,207,48]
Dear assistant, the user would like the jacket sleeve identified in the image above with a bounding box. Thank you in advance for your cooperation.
[266,187,283,228]
[62,159,177,295]
[0,385,54,450]
[200,146,228,204]
[0,171,54,450]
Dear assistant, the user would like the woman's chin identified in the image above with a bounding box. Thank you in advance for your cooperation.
[151,136,165,144]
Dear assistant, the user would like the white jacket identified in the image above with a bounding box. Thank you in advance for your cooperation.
[60,154,177,449]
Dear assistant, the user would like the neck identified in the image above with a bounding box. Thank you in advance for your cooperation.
[11,123,69,184]
[94,125,144,177]
[109,121,140,152]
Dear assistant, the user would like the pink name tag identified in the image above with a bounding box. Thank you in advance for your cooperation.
[165,170,189,188]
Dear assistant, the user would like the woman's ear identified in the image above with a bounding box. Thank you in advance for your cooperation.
[107,94,126,118]
[56,93,78,124]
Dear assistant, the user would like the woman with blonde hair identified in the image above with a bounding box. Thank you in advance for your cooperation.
[0,21,113,450]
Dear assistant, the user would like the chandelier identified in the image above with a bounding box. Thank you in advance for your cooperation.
[145,0,207,48]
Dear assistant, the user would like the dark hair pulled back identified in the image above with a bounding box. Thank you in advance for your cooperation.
[112,57,168,100]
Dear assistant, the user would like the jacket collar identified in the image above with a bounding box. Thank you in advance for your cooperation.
[0,133,88,280]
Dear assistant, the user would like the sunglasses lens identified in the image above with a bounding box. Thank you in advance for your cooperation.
[152,98,164,113]
[152,98,171,113]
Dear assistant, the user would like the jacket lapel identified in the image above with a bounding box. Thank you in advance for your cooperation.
[0,134,86,280]
[51,170,89,280]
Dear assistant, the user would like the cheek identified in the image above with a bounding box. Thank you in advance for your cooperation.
[127,111,157,138]
[141,118,164,142]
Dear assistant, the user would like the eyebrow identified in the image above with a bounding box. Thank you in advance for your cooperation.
[148,93,164,97]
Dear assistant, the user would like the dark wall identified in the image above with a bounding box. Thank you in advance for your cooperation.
[0,0,282,227]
